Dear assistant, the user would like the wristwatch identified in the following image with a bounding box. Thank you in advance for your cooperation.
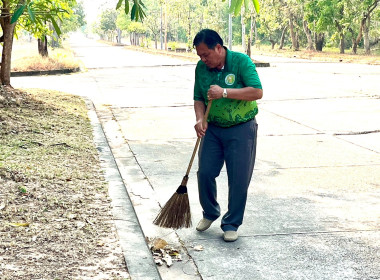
[223,88,228,98]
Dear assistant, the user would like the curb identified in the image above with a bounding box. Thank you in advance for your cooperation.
[10,67,81,77]
[85,98,162,280]
[123,46,271,67]
[253,61,270,67]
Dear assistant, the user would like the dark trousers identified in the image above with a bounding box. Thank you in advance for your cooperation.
[197,118,258,231]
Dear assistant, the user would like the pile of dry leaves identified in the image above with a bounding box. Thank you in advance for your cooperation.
[0,86,129,279]
[148,238,183,267]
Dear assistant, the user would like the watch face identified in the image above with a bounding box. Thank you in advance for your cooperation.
[223,89,227,98]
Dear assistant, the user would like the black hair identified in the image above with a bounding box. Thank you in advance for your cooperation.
[193,29,224,49]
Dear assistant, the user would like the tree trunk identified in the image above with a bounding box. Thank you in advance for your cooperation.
[0,5,16,86]
[335,21,345,54]
[339,33,345,54]
[247,38,251,57]
[351,28,358,55]
[315,33,324,51]
[352,15,367,54]
[369,38,379,48]
[269,39,276,49]
[38,36,49,57]
[364,15,371,54]
[279,25,288,50]
[289,15,299,51]
[116,29,122,44]
[362,0,379,54]
[303,20,314,50]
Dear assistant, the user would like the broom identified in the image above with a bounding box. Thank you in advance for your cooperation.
[153,101,213,229]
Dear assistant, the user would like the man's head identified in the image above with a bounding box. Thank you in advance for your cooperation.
[193,29,226,70]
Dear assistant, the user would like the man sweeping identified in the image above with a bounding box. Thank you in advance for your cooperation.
[193,29,263,242]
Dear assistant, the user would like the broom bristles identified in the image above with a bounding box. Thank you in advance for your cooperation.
[153,185,192,229]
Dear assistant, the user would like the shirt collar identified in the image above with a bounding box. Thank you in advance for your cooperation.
[224,47,232,72]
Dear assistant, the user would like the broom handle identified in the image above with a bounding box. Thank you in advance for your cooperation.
[185,100,213,176]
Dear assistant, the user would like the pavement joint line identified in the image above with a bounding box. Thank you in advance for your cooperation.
[257,164,380,169]
[129,192,150,200]
[193,229,380,241]
[116,105,193,109]
[175,234,203,278]
[108,108,163,194]
[85,98,162,280]
[259,95,374,102]
[334,130,380,135]
[260,107,323,133]
[250,229,380,237]
[332,138,380,154]
[86,64,195,70]
[259,133,326,136]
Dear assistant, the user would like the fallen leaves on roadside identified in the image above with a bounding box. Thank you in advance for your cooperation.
[0,87,129,279]
[7,222,30,227]
[193,245,204,251]
[151,238,167,251]
[147,237,182,267]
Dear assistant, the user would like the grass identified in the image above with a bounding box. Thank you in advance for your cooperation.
[112,37,380,65]
[0,89,94,179]
[0,87,129,279]
[245,44,380,65]
[11,39,81,72]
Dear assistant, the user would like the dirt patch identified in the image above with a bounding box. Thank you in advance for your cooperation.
[0,86,129,279]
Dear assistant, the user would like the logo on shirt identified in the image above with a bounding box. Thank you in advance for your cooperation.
[225,74,235,85]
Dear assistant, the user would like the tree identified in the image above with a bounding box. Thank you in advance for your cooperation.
[116,0,260,22]
[350,0,379,54]
[304,0,353,54]
[116,8,146,46]
[15,1,78,56]
[303,0,330,51]
[278,0,302,51]
[59,0,86,35]
[0,0,70,85]
[49,0,86,48]
[99,8,118,41]
[257,0,284,49]
[141,1,160,48]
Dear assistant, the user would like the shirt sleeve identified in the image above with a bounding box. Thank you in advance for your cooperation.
[240,55,263,89]
[193,61,205,101]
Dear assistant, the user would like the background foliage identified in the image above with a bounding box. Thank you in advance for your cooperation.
[93,0,379,55]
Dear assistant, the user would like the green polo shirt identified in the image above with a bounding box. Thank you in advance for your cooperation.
[194,48,262,127]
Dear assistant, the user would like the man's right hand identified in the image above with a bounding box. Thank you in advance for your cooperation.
[194,119,208,138]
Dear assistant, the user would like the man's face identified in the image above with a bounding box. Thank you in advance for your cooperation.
[195,42,223,69]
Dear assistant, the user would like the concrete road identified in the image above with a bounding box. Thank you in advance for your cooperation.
[12,35,380,280]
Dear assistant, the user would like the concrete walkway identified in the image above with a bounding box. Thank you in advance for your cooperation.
[12,35,380,280]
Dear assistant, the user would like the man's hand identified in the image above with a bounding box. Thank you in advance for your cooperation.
[194,100,207,138]
[194,119,208,138]
[207,85,223,100]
